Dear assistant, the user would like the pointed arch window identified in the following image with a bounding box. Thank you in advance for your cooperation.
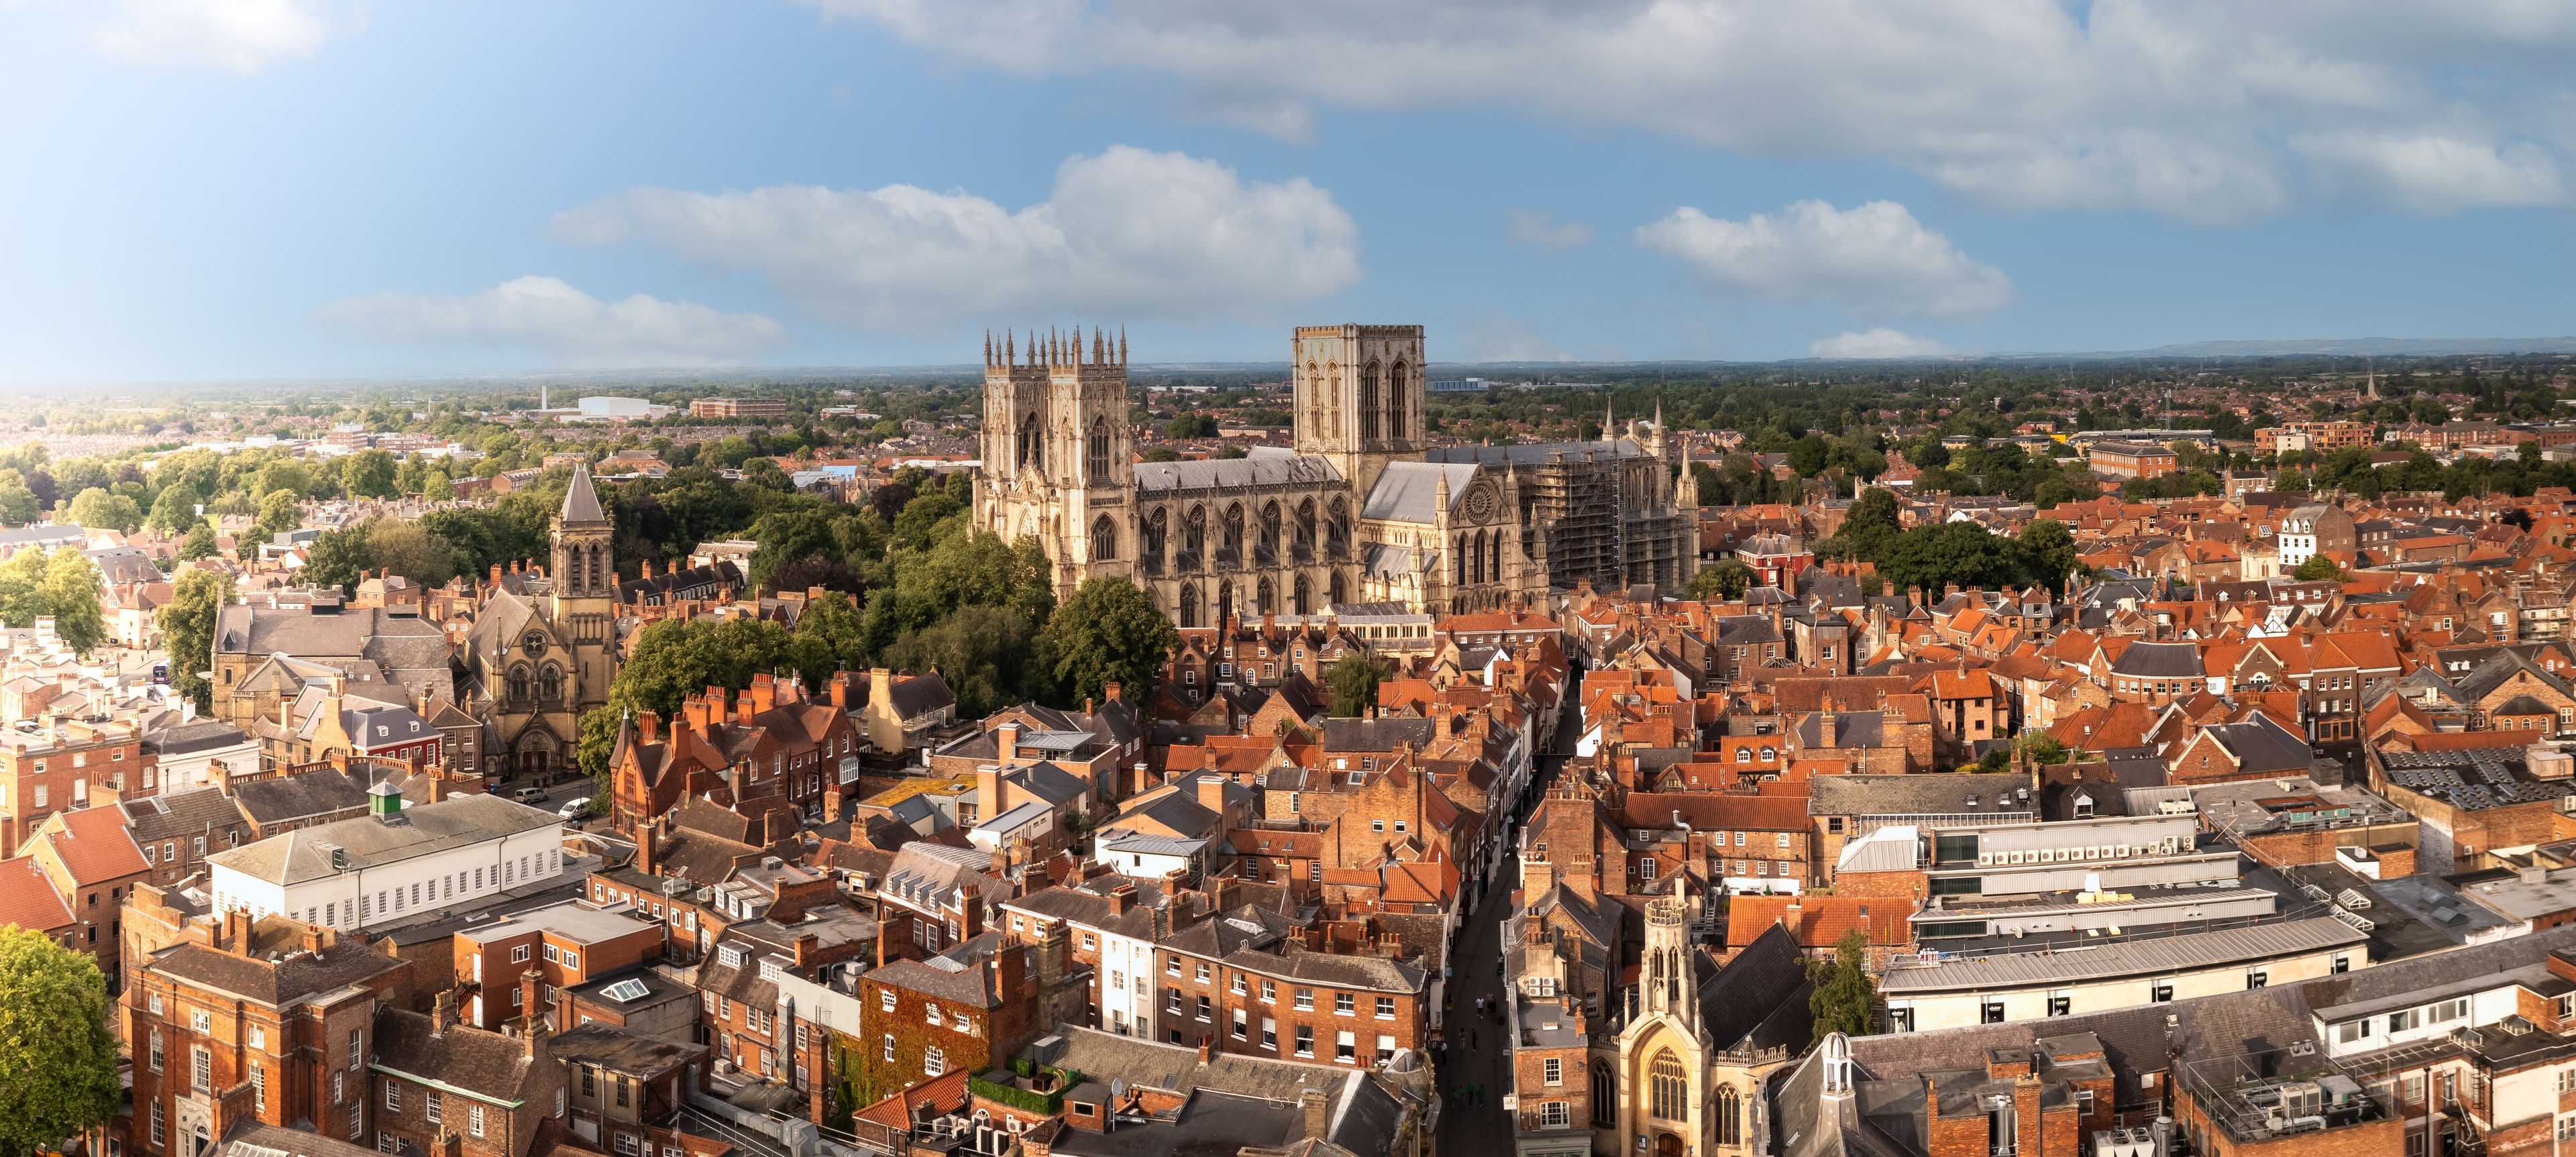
[506,665,531,707]
[1716,1085,1743,1146]
[1180,584,1201,629]
[1329,570,1350,606]
[1387,358,1408,442]
[1018,413,1042,472]
[1591,1062,1617,1127]
[1222,505,1246,565]
[1256,575,1277,616]
[539,664,565,708]
[1143,508,1168,562]
[1650,1050,1687,1121]
[1086,417,1112,481]
[1293,574,1313,616]
[1359,361,1381,441]
[1091,515,1118,561]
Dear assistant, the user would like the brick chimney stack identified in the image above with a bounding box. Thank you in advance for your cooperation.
[1301,1089,1328,1141]
[432,990,455,1038]
[521,968,545,1040]
[997,721,1020,766]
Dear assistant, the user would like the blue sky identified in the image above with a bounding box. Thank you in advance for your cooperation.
[2,0,2573,380]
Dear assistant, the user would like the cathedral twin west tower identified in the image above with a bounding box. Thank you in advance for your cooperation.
[975,323,1695,625]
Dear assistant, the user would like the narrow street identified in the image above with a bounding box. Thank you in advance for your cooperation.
[1437,664,1585,1152]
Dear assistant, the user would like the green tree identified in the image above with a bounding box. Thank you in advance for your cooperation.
[575,706,622,783]
[65,488,141,533]
[1838,486,1904,555]
[254,489,301,540]
[1037,578,1179,708]
[301,524,376,594]
[610,616,800,716]
[0,926,119,1157]
[178,521,219,561]
[747,507,842,594]
[40,550,105,654]
[890,490,966,550]
[0,548,42,627]
[144,483,201,535]
[1327,652,1386,718]
[0,474,36,527]
[160,569,234,712]
[2292,555,2343,582]
[422,469,455,502]
[1808,929,1880,1040]
[339,449,399,499]
[1689,559,1755,601]
[2015,518,2079,591]
[366,518,455,587]
[790,592,869,689]
[881,604,1042,719]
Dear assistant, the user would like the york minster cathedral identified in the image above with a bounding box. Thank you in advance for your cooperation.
[975,323,1695,624]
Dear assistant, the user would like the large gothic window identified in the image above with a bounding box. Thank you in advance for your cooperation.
[1218,581,1236,626]
[1295,499,1316,558]
[1329,570,1349,606]
[1086,417,1111,481]
[1489,533,1502,586]
[1183,506,1207,567]
[1326,498,1349,557]
[1091,515,1118,561]
[1387,358,1408,441]
[1472,530,1489,585]
[539,663,565,708]
[1592,1062,1616,1127]
[1715,1086,1742,1146]
[1293,574,1312,616]
[1650,1050,1687,1121]
[506,665,530,707]
[1018,413,1042,472]
[1180,584,1201,628]
[1454,536,1468,586]
[1359,361,1381,441]
[1258,502,1282,563]
[1256,576,1276,616]
[1222,504,1246,566]
[1144,509,1167,563]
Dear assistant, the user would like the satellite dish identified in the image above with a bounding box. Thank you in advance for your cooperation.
[1109,1079,1125,1101]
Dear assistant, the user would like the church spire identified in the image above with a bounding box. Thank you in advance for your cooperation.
[559,459,605,525]
[1603,395,1615,442]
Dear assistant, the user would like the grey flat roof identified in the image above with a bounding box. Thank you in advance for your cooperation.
[1882,918,2367,993]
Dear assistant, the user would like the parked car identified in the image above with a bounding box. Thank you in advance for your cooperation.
[513,787,545,804]
[557,797,592,821]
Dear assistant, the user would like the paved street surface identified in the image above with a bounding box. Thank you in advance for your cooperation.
[1437,665,1584,1152]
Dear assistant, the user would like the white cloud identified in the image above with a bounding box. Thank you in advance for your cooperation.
[802,0,2576,221]
[1808,328,1949,358]
[315,276,786,368]
[1505,208,1593,250]
[72,0,345,73]
[2292,131,2569,214]
[1636,199,2013,321]
[551,146,1360,331]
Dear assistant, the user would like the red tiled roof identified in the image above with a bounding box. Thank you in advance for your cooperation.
[38,806,149,885]
[0,857,73,934]
[1726,895,1911,950]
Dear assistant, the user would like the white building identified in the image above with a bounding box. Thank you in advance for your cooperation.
[205,783,566,930]
[144,720,261,794]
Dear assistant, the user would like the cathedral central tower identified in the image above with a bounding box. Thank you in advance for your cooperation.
[1291,324,1424,499]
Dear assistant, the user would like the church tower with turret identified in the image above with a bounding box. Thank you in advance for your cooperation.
[975,326,1134,596]
[549,461,616,714]
[1292,323,1424,499]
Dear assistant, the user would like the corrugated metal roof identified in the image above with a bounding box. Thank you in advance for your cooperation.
[1881,917,2367,992]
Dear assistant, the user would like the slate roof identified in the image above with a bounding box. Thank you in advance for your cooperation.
[372,1007,545,1104]
[150,935,404,1007]
[146,719,252,756]
[1878,918,2367,992]
[231,770,371,826]
[1426,440,1652,466]
[1702,922,1815,1051]
[1135,454,1342,493]
[559,460,606,524]
[2109,641,2203,678]
[1320,717,1435,752]
[209,793,561,885]
[2196,715,2311,774]
[121,787,251,846]
[1358,461,1481,522]
[1810,773,2035,818]
[1038,1024,1406,1157]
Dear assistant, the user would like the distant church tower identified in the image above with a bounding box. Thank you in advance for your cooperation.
[1292,324,1425,499]
[975,326,1134,594]
[549,461,616,713]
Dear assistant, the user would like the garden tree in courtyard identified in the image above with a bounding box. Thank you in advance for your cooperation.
[1809,929,1879,1040]
[2017,518,2080,591]
[883,604,1043,720]
[158,569,233,712]
[1328,652,1387,718]
[2293,555,2345,582]
[65,487,141,534]
[299,523,374,594]
[178,521,218,560]
[339,449,398,499]
[1690,558,1755,602]
[1038,577,1179,708]
[0,927,119,1157]
[40,550,105,655]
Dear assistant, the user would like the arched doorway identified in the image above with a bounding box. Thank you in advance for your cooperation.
[1656,1134,1683,1157]
[513,730,559,778]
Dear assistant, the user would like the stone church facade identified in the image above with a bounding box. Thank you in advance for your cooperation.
[460,461,619,775]
[975,323,1691,622]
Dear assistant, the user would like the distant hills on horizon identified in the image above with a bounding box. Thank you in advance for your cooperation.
[18,336,2576,395]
